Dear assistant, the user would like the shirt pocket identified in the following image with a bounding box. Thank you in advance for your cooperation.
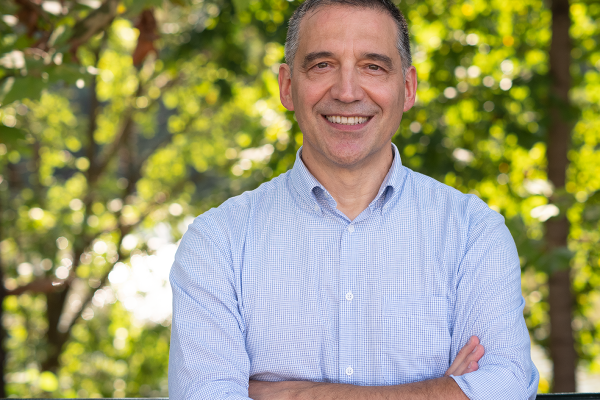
[246,277,325,381]
[378,295,450,385]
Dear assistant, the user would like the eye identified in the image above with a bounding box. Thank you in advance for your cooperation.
[368,64,381,71]
[316,62,329,69]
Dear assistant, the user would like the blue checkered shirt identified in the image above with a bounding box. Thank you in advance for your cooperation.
[169,144,539,399]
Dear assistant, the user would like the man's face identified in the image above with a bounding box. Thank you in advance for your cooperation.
[279,5,417,169]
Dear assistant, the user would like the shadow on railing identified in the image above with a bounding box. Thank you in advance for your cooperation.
[11,395,600,399]
[535,395,600,399]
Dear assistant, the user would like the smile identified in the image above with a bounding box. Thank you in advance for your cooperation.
[325,115,369,125]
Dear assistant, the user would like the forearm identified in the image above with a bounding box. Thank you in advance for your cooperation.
[299,377,467,400]
[249,377,468,400]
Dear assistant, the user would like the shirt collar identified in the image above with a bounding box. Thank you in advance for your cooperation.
[289,143,405,213]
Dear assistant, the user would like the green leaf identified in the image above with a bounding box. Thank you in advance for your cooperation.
[4,35,36,52]
[123,0,163,16]
[539,246,574,274]
[48,25,72,48]
[0,125,25,144]
[231,0,249,13]
[48,63,86,85]
[1,76,46,104]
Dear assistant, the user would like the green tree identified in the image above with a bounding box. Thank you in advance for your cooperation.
[1,0,599,396]
[0,0,298,396]
[392,0,600,392]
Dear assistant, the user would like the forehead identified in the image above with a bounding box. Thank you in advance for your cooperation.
[296,5,399,57]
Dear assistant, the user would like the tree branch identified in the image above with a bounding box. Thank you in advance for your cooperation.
[6,176,184,297]
[5,278,66,296]
[88,81,144,187]
[68,0,119,54]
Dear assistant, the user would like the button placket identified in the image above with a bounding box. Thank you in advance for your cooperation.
[340,221,358,381]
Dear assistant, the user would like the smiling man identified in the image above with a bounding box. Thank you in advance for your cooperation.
[168,0,539,399]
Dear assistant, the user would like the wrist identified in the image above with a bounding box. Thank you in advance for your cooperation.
[290,381,330,400]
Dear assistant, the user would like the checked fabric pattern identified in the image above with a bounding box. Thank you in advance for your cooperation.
[169,144,539,400]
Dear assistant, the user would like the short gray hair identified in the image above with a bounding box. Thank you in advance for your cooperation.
[284,0,412,77]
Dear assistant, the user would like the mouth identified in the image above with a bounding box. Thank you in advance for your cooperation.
[323,115,371,126]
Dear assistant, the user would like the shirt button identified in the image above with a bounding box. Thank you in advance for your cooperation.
[345,292,353,301]
[347,225,354,233]
[346,366,353,376]
[314,205,320,212]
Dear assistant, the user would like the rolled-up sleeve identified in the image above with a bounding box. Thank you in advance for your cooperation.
[168,213,251,400]
[449,212,539,400]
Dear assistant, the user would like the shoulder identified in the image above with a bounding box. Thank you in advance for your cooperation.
[205,170,290,221]
[406,169,518,279]
[400,168,512,269]
[402,167,502,227]
[400,169,519,288]
[186,171,292,249]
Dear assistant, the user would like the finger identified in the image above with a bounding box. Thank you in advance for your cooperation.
[446,342,484,377]
[445,336,479,376]
[467,342,485,364]
[453,343,486,376]
[466,361,479,373]
[445,337,476,376]
[456,336,479,364]
[462,343,485,368]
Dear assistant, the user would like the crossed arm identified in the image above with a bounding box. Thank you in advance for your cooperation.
[248,336,484,400]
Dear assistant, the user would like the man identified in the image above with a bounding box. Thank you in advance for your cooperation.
[169,0,539,399]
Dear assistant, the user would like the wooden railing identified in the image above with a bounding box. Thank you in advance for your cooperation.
[535,395,600,399]
[11,396,600,399]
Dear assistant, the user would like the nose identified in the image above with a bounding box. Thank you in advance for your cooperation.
[329,65,365,103]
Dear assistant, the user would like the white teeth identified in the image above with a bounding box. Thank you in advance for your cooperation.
[326,115,368,125]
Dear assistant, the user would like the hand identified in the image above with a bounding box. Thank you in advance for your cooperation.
[444,335,485,377]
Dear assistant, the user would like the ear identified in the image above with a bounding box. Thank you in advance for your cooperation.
[402,65,418,112]
[278,63,295,111]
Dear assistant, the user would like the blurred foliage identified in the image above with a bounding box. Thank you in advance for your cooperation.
[0,0,599,397]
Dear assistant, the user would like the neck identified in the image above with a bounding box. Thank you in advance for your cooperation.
[301,144,394,221]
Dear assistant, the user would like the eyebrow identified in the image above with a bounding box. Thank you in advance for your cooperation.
[301,51,334,70]
[362,52,395,70]
[300,51,396,71]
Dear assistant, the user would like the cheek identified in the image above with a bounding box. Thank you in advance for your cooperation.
[305,89,327,109]
[369,87,403,116]
[293,77,331,111]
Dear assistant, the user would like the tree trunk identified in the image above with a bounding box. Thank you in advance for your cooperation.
[0,188,7,397]
[41,289,70,372]
[546,0,576,392]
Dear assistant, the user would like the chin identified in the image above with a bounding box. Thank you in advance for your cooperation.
[326,148,369,168]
